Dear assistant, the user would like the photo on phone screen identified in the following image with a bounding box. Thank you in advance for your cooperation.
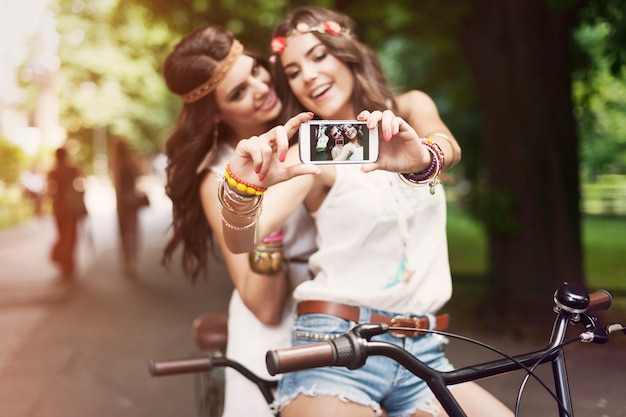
[299,120,378,164]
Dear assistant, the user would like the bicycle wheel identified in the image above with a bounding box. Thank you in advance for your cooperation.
[194,360,225,417]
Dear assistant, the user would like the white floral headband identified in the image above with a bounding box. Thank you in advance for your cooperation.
[270,20,352,57]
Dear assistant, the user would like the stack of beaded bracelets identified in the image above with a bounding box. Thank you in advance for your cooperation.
[224,163,267,196]
[399,138,445,195]
[218,164,266,244]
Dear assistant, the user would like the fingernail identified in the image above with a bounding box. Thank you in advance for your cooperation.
[259,173,266,181]
[255,166,260,174]
[279,150,286,162]
[384,129,391,141]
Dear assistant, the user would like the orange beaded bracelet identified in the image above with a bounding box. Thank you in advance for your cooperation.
[224,163,267,196]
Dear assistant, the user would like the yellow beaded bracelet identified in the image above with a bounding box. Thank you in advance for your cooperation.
[224,163,267,196]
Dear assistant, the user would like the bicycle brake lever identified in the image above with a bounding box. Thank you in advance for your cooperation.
[352,323,389,340]
[606,323,626,335]
[579,313,609,344]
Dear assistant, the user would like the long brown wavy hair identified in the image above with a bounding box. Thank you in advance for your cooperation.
[160,25,267,282]
[272,6,398,122]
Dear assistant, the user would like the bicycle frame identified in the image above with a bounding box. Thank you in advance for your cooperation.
[348,309,583,417]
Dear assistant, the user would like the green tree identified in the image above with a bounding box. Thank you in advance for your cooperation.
[0,138,27,185]
[573,22,626,179]
[54,0,175,156]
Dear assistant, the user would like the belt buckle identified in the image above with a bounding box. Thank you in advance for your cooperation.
[389,315,424,338]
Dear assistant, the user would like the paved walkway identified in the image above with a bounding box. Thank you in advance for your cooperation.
[0,176,624,417]
[0,176,233,417]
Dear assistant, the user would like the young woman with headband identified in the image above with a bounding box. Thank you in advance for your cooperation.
[220,6,512,417]
[160,25,316,417]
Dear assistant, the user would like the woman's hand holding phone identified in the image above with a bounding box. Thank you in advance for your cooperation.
[357,109,431,174]
[229,112,320,190]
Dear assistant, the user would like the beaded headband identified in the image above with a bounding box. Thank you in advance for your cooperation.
[271,20,352,57]
[181,39,244,104]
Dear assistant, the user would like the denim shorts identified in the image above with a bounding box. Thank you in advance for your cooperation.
[273,307,454,417]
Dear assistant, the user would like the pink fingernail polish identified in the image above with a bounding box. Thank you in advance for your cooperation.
[259,174,266,181]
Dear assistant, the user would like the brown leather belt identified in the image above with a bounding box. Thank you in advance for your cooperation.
[297,300,449,338]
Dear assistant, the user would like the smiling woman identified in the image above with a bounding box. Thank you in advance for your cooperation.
[160,25,317,417]
[218,5,512,417]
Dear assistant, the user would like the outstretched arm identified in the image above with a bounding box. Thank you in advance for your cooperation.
[357,91,461,172]
[220,112,320,254]
[359,90,461,174]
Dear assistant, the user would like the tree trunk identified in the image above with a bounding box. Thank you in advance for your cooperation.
[455,0,584,331]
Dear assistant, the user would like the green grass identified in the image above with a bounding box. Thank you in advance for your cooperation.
[446,208,626,291]
[582,215,626,291]
[446,208,488,278]
[446,208,626,341]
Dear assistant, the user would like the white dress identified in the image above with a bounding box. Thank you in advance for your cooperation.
[209,144,316,417]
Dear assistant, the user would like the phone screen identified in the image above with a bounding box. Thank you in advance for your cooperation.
[299,120,378,164]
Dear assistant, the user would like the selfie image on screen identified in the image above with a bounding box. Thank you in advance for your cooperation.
[311,123,369,162]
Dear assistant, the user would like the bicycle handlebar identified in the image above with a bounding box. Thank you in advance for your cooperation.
[149,356,215,376]
[266,341,336,376]
[587,289,612,312]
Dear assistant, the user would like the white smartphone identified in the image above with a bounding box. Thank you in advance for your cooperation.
[299,120,379,164]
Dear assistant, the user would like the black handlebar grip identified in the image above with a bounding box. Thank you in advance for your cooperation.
[148,356,213,376]
[586,290,612,313]
[266,342,337,376]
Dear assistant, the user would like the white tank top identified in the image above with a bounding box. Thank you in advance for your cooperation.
[294,164,452,314]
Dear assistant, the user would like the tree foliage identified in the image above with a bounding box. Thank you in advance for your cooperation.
[573,18,626,179]
[54,0,176,156]
[0,138,27,185]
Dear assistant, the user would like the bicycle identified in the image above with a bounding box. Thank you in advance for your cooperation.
[149,308,279,417]
[265,282,625,417]
[149,283,624,417]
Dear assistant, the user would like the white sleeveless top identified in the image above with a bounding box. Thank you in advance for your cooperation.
[293,164,451,315]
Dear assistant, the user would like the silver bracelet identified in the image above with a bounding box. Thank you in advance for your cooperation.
[217,179,263,217]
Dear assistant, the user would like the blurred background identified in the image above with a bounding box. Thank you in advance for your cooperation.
[0,0,625,415]
[0,0,626,416]
[2,0,624,326]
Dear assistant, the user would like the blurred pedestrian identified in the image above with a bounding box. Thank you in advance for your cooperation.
[46,147,87,278]
[110,138,148,277]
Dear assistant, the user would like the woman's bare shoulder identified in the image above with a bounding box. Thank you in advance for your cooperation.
[395,90,436,112]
